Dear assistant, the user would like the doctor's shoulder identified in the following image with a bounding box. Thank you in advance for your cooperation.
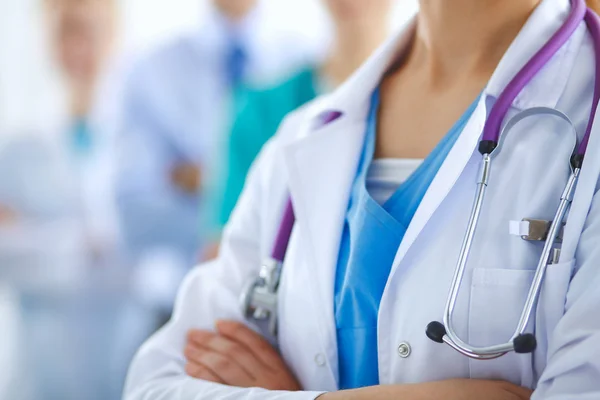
[254,94,339,162]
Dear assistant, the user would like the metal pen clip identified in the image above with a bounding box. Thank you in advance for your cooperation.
[521,218,565,242]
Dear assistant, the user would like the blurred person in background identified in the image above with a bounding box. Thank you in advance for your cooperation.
[0,0,126,398]
[209,0,392,247]
[114,0,324,354]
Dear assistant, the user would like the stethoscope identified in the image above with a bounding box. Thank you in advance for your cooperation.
[241,0,600,358]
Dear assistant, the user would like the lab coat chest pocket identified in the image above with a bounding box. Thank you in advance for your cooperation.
[467,259,573,387]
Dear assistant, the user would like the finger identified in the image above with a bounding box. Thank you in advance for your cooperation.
[187,329,217,346]
[186,331,260,378]
[184,342,206,364]
[188,331,262,379]
[184,345,255,387]
[185,361,224,383]
[215,320,283,371]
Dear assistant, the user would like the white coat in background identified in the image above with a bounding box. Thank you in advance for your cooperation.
[0,55,128,400]
[0,54,126,294]
[125,0,600,398]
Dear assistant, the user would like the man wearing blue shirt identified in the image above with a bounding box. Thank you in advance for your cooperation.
[115,0,321,319]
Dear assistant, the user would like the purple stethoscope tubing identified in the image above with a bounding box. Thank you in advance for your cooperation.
[271,0,600,264]
[271,198,295,262]
[582,7,600,155]
[482,0,600,158]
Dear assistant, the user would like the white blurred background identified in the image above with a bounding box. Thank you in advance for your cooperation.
[0,0,417,133]
[0,1,418,399]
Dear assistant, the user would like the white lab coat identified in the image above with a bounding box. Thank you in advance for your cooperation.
[125,0,600,398]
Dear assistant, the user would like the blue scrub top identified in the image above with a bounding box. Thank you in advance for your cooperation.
[333,89,479,389]
[217,67,320,230]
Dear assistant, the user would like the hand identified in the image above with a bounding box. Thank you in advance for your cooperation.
[85,235,110,265]
[406,379,532,400]
[0,205,16,225]
[200,241,221,261]
[318,379,532,400]
[171,162,202,194]
[184,320,301,391]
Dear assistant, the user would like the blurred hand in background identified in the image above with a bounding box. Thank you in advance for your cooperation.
[0,205,16,226]
[171,161,203,195]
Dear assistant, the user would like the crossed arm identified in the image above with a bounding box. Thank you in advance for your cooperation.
[183,321,532,400]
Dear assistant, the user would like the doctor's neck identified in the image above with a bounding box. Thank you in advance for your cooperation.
[414,0,541,83]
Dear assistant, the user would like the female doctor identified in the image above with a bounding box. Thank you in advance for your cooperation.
[126,0,600,398]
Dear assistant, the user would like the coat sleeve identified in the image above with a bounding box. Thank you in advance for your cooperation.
[123,134,325,400]
[532,190,600,399]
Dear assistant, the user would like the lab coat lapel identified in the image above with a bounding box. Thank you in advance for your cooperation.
[283,114,366,383]
[391,102,487,270]
[282,22,416,377]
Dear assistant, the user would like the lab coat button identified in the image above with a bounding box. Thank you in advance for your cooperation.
[397,342,411,358]
[314,353,327,367]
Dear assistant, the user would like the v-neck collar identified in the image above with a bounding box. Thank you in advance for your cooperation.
[355,89,481,229]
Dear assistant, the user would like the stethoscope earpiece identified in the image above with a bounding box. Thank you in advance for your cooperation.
[426,321,537,355]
